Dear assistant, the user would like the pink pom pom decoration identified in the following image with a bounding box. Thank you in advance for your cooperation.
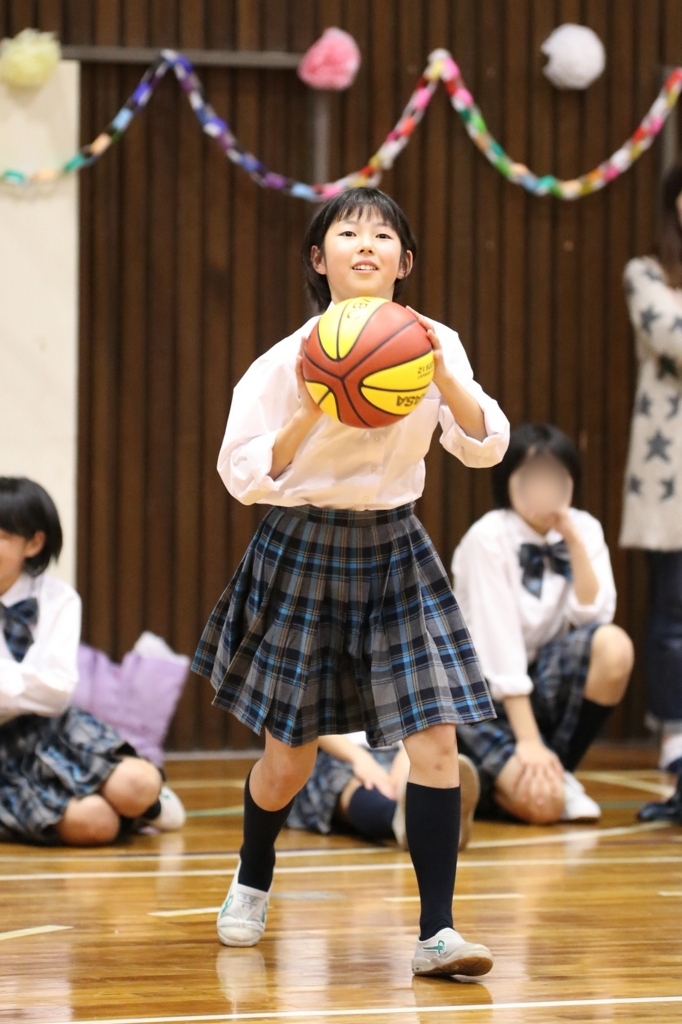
[297,28,361,91]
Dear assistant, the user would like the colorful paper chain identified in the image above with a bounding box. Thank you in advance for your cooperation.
[3,47,682,199]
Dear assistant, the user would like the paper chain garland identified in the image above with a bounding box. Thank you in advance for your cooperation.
[3,47,682,199]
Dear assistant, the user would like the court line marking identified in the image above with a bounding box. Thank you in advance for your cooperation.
[0,819,665,871]
[149,906,221,917]
[578,770,674,797]
[467,820,669,849]
[170,779,247,790]
[0,845,385,865]
[186,807,243,818]
[34,993,682,1023]
[659,891,682,896]
[0,924,72,942]
[4,853,682,883]
[150,892,522,917]
[383,892,522,903]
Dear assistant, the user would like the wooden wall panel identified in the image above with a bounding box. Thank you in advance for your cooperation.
[5,0,682,746]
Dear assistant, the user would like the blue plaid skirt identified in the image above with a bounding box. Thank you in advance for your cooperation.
[456,623,599,814]
[193,503,495,747]
[0,707,135,845]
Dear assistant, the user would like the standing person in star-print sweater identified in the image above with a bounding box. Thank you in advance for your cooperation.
[621,161,682,779]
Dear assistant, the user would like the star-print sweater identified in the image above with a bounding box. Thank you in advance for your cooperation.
[620,256,682,549]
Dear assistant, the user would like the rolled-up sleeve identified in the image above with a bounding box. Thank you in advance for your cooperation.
[217,338,306,505]
[435,325,510,468]
[566,516,617,627]
[452,529,533,700]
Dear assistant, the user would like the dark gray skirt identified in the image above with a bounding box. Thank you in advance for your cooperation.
[193,503,495,748]
[0,707,135,845]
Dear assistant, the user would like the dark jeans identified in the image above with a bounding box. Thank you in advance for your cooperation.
[646,551,682,721]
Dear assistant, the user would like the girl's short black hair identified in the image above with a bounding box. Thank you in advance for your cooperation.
[301,187,418,312]
[0,477,63,576]
[491,423,582,509]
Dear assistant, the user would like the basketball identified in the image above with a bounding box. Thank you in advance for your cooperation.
[301,297,435,429]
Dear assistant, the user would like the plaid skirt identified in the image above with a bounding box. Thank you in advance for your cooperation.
[287,747,398,834]
[456,623,600,815]
[193,503,495,748]
[0,707,135,845]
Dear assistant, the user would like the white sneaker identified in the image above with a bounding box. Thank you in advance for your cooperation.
[143,785,186,831]
[458,754,480,851]
[412,927,493,977]
[392,781,407,849]
[560,771,601,822]
[217,863,271,947]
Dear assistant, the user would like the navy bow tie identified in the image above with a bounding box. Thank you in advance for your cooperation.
[0,597,38,662]
[519,541,573,598]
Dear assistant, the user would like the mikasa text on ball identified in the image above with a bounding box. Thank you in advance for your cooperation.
[301,296,435,429]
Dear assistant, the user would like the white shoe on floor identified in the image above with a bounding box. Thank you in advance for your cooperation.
[560,771,601,822]
[392,781,407,850]
[217,862,271,947]
[142,785,186,831]
[458,754,480,851]
[412,927,493,977]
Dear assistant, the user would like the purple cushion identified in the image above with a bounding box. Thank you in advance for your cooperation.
[71,644,189,766]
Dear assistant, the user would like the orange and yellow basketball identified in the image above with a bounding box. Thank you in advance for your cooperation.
[301,297,434,429]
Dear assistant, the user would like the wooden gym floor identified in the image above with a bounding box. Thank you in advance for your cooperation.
[1,748,681,1024]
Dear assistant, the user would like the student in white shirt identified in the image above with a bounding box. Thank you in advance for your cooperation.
[620,162,682,777]
[0,477,183,845]
[452,424,633,826]
[193,187,509,978]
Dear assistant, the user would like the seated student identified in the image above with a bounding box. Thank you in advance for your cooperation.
[287,733,480,851]
[0,476,184,845]
[451,424,633,824]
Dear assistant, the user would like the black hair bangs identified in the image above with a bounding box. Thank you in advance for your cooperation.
[301,187,418,312]
[0,477,63,577]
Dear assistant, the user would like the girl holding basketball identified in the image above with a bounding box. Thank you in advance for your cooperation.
[193,188,509,978]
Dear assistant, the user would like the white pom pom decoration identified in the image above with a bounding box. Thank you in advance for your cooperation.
[541,24,605,90]
[0,28,60,89]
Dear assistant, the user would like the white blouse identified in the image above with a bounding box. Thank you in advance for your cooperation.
[451,509,616,701]
[0,572,81,725]
[219,314,509,509]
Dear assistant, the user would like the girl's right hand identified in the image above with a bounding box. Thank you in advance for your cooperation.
[351,749,397,799]
[513,738,564,807]
[296,339,324,420]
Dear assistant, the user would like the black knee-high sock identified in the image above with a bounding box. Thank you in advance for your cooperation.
[405,782,460,941]
[345,786,396,840]
[238,770,295,891]
[563,699,613,772]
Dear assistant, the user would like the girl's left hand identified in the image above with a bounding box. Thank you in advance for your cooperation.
[406,306,451,388]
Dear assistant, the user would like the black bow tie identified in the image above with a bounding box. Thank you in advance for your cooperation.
[519,541,573,598]
[0,597,38,662]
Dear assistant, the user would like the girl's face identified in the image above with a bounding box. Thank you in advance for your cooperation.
[310,209,413,305]
[0,529,45,595]
[508,454,573,534]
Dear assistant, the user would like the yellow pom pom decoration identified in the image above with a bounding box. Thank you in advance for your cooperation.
[0,29,60,89]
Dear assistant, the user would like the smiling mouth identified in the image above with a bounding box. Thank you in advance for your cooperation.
[352,263,378,271]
